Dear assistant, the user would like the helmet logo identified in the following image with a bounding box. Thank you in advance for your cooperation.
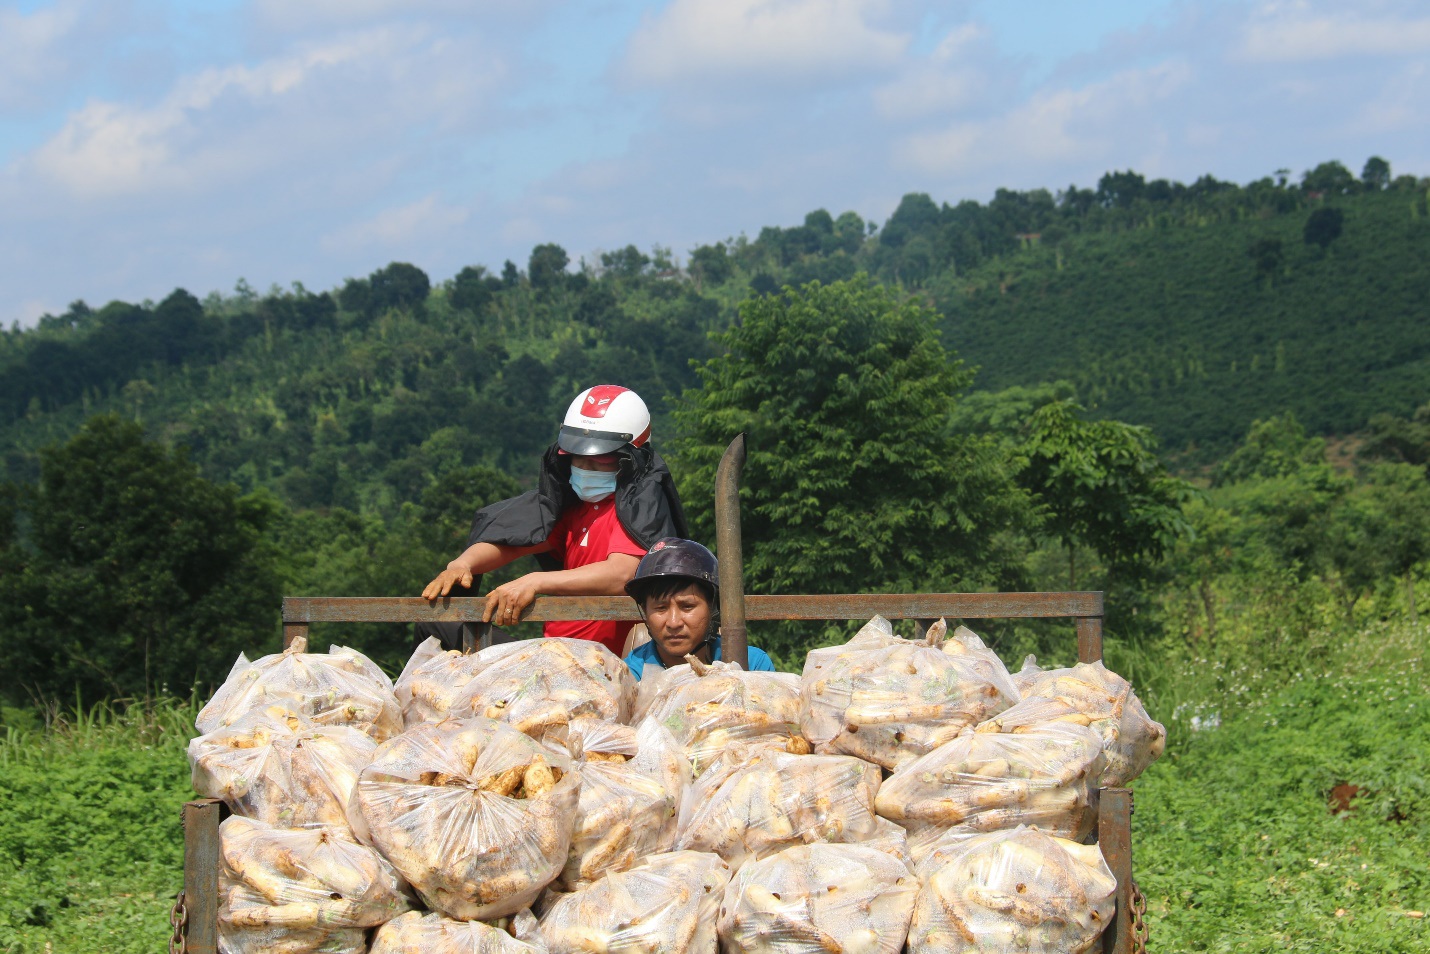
[580,384,628,419]
[652,540,667,551]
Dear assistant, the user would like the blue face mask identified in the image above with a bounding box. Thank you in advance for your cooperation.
[570,467,618,503]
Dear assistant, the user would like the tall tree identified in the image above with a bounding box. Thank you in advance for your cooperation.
[528,244,570,290]
[0,415,280,703]
[1017,400,1191,587]
[673,276,1032,654]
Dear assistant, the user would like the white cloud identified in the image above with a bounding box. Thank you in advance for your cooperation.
[17,25,504,199]
[251,0,540,32]
[873,23,988,120]
[323,194,470,252]
[1241,4,1430,62]
[896,61,1192,176]
[621,0,909,85]
[0,1,84,108]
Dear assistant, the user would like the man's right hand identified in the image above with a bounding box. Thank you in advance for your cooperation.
[423,566,474,601]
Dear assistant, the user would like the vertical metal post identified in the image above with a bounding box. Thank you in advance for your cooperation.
[182,799,223,954]
[281,597,309,649]
[282,622,309,649]
[1098,787,1134,954]
[714,433,748,670]
[1077,615,1104,663]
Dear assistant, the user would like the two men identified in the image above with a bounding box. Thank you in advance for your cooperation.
[422,383,774,675]
[422,385,686,656]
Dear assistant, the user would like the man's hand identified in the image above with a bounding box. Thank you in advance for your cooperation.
[483,575,544,627]
[423,566,473,601]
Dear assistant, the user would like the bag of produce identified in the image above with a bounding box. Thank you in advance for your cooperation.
[907,827,1116,953]
[190,704,375,830]
[355,717,581,920]
[979,660,1165,786]
[940,624,1012,675]
[718,842,918,954]
[800,617,1018,770]
[874,724,1105,843]
[639,657,805,775]
[371,910,548,954]
[538,850,731,954]
[217,816,414,954]
[1011,654,1044,698]
[394,636,492,727]
[197,636,403,741]
[677,745,888,869]
[434,637,638,741]
[558,717,690,889]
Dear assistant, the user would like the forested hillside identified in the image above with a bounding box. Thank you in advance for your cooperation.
[2,158,1427,495]
[1,157,1428,699]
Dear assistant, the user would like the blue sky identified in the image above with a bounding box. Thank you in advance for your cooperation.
[2,0,1428,327]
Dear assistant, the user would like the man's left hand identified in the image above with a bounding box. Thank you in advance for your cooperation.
[483,575,544,627]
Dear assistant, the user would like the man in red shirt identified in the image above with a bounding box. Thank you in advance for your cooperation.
[421,386,684,656]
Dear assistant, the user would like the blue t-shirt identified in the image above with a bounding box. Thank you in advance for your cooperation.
[625,635,776,681]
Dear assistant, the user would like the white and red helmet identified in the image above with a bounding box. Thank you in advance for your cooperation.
[557,385,651,456]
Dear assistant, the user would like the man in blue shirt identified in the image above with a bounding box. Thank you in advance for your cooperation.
[622,538,776,680]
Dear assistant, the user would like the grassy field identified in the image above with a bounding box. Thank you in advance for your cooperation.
[0,625,1425,953]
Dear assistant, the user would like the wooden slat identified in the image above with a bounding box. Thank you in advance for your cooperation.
[182,799,223,954]
[283,591,1104,624]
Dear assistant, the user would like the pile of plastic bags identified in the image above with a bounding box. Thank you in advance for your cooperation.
[190,616,1163,953]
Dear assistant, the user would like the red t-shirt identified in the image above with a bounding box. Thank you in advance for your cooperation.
[543,499,646,656]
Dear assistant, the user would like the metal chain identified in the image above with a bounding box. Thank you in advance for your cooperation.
[1130,879,1150,954]
[168,890,188,954]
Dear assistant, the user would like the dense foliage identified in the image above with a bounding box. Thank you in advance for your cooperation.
[0,416,280,701]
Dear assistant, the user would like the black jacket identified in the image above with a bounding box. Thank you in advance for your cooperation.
[465,442,689,572]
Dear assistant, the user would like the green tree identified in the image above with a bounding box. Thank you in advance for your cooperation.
[1361,403,1430,470]
[449,265,496,314]
[1303,208,1345,249]
[369,262,431,313]
[1355,462,1430,621]
[600,245,650,280]
[1302,161,1357,195]
[0,415,280,703]
[1017,400,1191,587]
[1361,156,1391,191]
[673,276,1032,655]
[528,243,570,290]
[418,465,523,555]
[1248,237,1284,285]
[1213,413,1326,486]
[688,244,733,291]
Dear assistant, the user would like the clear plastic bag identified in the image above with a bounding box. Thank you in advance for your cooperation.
[800,617,1019,770]
[907,826,1116,953]
[538,850,731,954]
[874,723,1105,843]
[355,717,582,920]
[558,717,691,889]
[190,704,375,830]
[677,746,887,870]
[940,624,1013,676]
[638,657,804,776]
[394,636,493,727]
[198,636,403,741]
[980,660,1165,786]
[718,842,918,954]
[1011,654,1044,698]
[371,909,549,954]
[217,816,414,954]
[422,638,637,741]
